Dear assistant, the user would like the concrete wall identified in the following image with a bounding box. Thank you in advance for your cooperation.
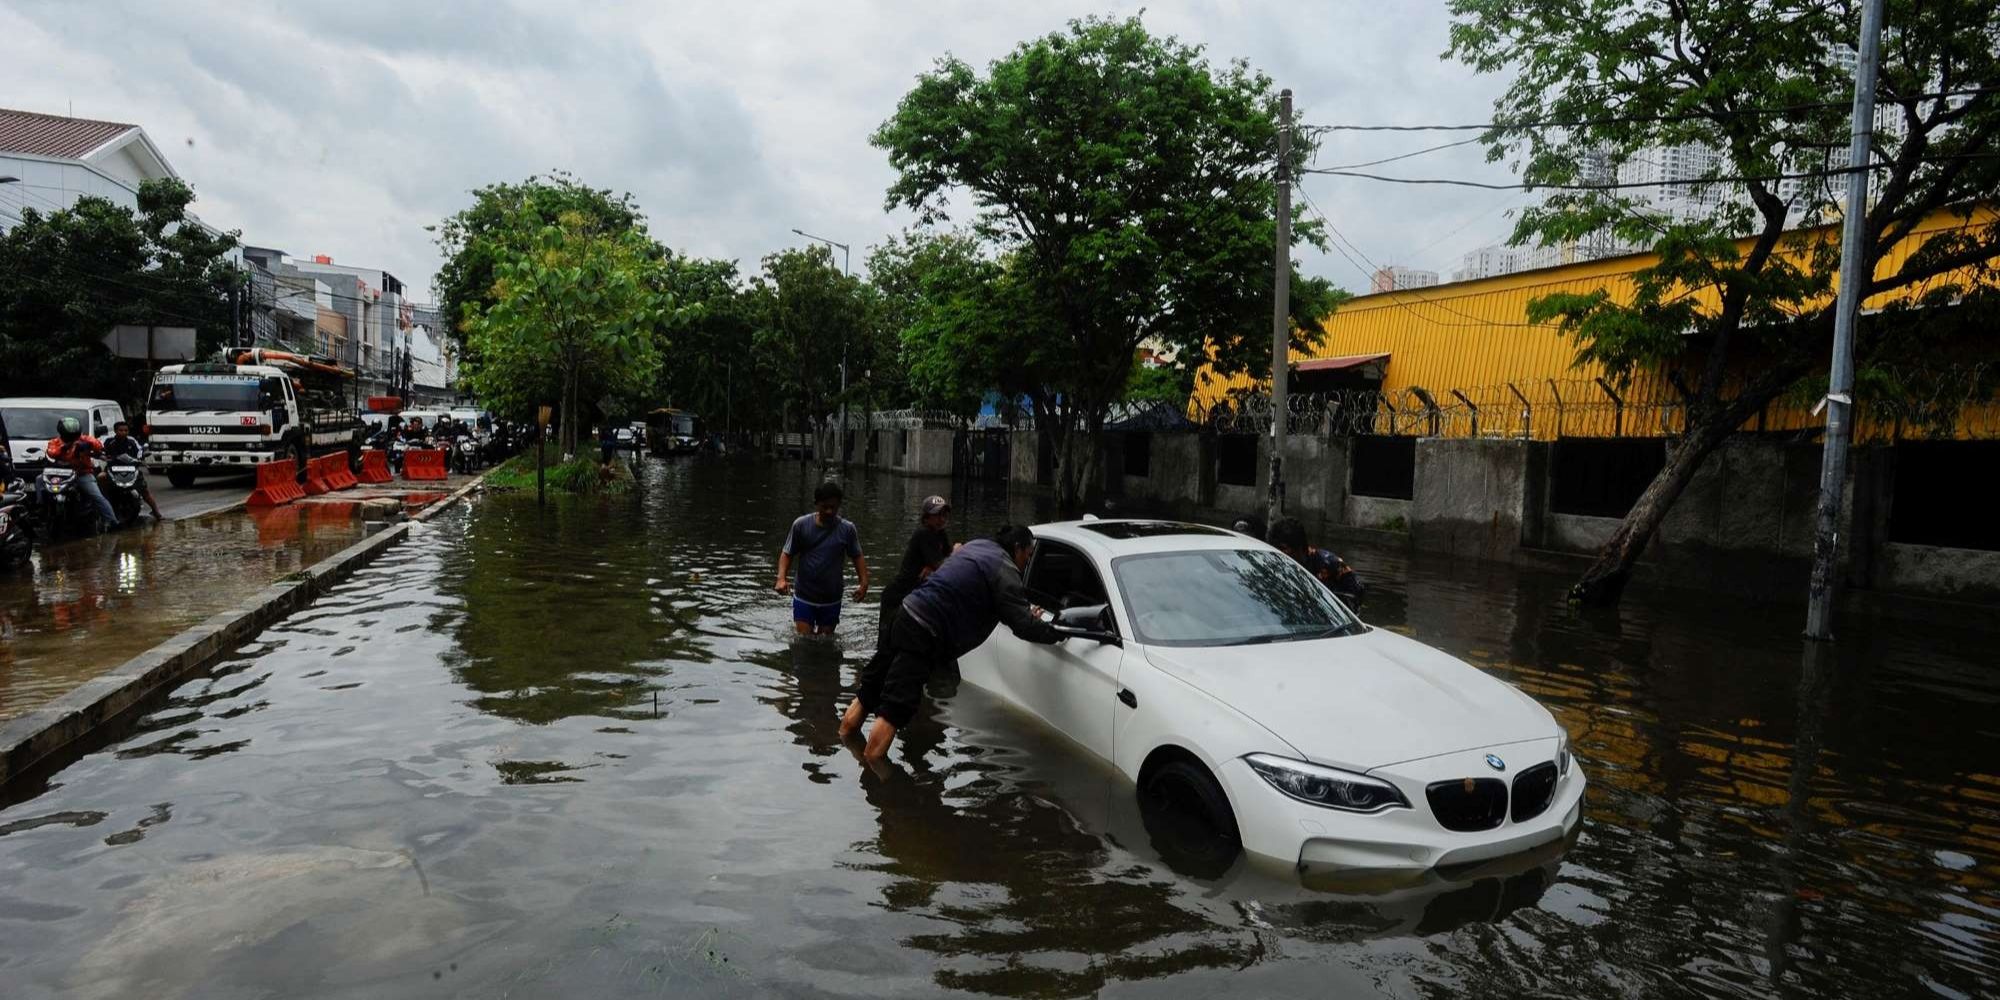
[1344,495,1411,531]
[1117,433,1206,509]
[1878,543,2000,605]
[1011,430,1039,485]
[1410,438,1544,561]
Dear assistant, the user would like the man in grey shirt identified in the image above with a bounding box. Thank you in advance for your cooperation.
[775,480,869,635]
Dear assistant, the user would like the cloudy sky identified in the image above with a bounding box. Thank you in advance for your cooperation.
[1,1,1527,298]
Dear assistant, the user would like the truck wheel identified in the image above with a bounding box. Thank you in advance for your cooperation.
[166,469,196,489]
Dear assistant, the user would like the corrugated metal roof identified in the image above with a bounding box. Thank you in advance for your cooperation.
[0,107,135,159]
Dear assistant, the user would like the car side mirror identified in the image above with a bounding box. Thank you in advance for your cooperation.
[1054,604,1120,646]
[1056,603,1111,630]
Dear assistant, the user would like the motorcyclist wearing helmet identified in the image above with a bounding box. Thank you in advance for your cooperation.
[45,417,118,527]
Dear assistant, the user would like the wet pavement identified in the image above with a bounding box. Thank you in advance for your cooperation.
[0,459,1993,999]
[0,505,370,723]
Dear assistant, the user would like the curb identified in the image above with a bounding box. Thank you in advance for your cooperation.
[0,473,487,791]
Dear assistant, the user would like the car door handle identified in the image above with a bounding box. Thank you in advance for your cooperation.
[1117,688,1137,709]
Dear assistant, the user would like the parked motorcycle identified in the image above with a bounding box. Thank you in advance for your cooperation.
[29,465,104,539]
[0,478,31,568]
[104,455,146,527]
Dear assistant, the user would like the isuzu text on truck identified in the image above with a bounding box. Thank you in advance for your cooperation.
[144,349,365,488]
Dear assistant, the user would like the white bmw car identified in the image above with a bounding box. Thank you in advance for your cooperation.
[957,519,1585,874]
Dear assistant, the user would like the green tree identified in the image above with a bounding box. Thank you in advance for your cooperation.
[874,14,1327,510]
[459,210,677,454]
[430,171,647,358]
[0,179,239,407]
[653,255,757,434]
[866,230,1015,422]
[1448,0,2000,605]
[746,245,868,439]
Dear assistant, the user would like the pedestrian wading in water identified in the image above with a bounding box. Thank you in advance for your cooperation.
[841,524,1060,761]
[775,480,869,635]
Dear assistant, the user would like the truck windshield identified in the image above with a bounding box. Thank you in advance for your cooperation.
[149,375,276,412]
[2,407,84,440]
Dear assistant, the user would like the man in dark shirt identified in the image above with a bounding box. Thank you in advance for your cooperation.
[104,421,164,520]
[877,495,956,649]
[840,525,1061,762]
[775,480,869,635]
[1268,516,1366,610]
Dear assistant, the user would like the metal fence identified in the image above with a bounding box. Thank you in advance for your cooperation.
[1189,364,2000,443]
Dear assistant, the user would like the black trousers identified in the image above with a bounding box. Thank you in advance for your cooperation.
[856,613,950,730]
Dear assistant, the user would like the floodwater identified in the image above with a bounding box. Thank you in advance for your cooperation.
[0,503,369,722]
[0,460,1993,999]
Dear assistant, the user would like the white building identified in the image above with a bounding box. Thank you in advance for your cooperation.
[1370,266,1440,292]
[0,107,181,231]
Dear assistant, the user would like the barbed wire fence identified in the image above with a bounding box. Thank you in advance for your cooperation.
[1187,363,1999,443]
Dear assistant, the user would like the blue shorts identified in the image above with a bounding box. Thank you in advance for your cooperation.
[792,597,842,629]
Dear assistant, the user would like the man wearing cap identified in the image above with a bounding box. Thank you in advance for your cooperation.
[876,495,958,651]
[841,525,1062,762]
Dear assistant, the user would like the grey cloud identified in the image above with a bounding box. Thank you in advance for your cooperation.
[2,1,1528,297]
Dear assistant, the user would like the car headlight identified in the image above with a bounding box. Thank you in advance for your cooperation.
[1557,730,1572,777]
[1244,753,1410,813]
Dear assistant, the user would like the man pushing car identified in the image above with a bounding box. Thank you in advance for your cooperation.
[840,524,1062,762]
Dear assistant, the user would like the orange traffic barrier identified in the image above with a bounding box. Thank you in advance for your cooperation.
[403,448,448,481]
[322,453,359,491]
[246,458,305,507]
[359,449,394,484]
[302,454,335,495]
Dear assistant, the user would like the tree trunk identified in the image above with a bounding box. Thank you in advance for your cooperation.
[1570,359,1811,606]
[1568,417,1735,606]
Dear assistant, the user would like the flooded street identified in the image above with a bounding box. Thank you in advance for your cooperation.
[0,459,1993,999]
[0,505,369,723]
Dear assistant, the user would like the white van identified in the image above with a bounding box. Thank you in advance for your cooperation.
[0,397,127,469]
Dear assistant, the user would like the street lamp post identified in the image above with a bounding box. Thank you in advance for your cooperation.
[792,227,850,467]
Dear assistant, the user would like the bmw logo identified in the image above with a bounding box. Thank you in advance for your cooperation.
[1484,754,1507,772]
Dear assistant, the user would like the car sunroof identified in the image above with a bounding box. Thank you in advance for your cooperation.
[1077,520,1234,539]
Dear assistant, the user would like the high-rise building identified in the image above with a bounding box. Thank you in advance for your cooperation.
[1370,266,1440,292]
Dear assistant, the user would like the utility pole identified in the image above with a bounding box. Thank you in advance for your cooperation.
[1266,88,1293,532]
[1805,0,1884,641]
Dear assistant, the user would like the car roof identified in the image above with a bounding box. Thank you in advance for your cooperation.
[0,397,121,408]
[1032,518,1264,557]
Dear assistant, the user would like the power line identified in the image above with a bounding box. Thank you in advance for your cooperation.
[1306,86,1999,133]
[1302,152,2000,191]
[1297,185,1555,330]
[1314,136,1485,171]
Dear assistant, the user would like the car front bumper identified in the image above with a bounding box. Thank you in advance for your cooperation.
[1222,743,1587,873]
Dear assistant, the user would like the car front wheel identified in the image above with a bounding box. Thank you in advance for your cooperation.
[1139,758,1242,876]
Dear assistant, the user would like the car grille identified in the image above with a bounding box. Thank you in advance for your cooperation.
[1425,777,1508,832]
[1511,761,1559,823]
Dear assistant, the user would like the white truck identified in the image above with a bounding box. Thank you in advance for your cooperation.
[143,349,365,488]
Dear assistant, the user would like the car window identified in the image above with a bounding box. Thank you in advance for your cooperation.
[1112,548,1359,647]
[1025,540,1110,611]
[2,407,83,440]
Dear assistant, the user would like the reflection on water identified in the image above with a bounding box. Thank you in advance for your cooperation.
[0,458,1993,999]
[0,506,368,722]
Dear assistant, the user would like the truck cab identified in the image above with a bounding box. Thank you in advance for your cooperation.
[143,350,363,488]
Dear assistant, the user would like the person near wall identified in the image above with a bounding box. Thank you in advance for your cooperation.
[1267,516,1366,610]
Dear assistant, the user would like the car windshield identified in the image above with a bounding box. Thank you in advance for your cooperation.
[3,407,84,440]
[1112,548,1360,647]
[149,375,273,412]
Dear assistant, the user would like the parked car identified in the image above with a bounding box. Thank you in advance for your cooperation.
[1,397,126,471]
[957,519,1585,874]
